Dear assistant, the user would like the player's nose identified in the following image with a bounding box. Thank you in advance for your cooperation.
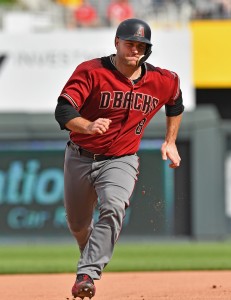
[131,47,138,53]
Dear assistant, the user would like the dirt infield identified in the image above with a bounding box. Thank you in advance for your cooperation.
[1,271,231,300]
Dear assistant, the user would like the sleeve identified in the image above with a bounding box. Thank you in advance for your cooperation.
[165,89,184,117]
[165,71,184,116]
[59,62,92,110]
[55,97,81,130]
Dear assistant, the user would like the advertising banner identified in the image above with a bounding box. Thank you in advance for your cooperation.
[0,28,194,112]
[191,20,231,88]
[0,139,174,238]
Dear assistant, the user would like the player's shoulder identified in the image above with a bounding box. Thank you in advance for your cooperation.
[145,63,179,80]
[76,57,113,74]
[76,58,103,72]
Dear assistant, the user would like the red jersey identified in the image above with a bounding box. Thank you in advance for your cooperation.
[60,56,180,156]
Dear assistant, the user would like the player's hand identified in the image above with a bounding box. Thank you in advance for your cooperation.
[161,141,181,168]
[87,118,112,135]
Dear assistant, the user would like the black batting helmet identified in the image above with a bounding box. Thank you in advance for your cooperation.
[116,18,152,46]
[115,18,153,66]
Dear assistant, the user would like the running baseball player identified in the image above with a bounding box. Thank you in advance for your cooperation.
[55,18,184,299]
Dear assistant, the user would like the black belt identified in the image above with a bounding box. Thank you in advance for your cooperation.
[79,148,113,161]
[68,141,113,161]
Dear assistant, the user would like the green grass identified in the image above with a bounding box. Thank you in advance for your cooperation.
[0,241,231,274]
[109,242,231,272]
[0,244,78,274]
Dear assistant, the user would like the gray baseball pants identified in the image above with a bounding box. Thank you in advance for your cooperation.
[64,142,139,280]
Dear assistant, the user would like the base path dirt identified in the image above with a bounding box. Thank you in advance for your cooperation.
[1,271,231,300]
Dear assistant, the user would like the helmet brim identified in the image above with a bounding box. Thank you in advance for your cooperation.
[117,35,153,46]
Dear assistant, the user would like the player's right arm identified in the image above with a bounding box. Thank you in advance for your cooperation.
[65,117,112,135]
[55,97,111,135]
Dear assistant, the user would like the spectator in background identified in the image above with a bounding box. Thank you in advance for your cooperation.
[73,0,99,27]
[107,0,135,27]
[56,0,83,28]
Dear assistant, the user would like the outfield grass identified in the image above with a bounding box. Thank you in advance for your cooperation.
[0,241,231,274]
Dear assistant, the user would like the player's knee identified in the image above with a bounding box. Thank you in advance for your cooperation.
[67,221,92,250]
[98,201,125,228]
[67,220,89,235]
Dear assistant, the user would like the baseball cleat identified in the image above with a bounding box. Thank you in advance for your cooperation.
[72,274,96,299]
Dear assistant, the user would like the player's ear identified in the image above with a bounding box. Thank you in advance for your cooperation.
[115,37,119,48]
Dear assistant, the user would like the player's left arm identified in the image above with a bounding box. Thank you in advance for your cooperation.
[162,70,184,168]
[161,113,183,169]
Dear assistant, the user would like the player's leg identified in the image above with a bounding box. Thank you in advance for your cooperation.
[65,143,100,299]
[64,143,98,252]
[77,154,139,279]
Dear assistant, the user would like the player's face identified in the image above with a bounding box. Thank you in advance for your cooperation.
[116,38,147,67]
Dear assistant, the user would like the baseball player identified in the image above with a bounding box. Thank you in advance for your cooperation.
[55,18,184,299]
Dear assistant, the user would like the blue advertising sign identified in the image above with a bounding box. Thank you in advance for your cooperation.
[0,140,174,237]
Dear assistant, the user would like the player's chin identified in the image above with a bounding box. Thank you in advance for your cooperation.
[126,60,138,67]
[126,57,139,64]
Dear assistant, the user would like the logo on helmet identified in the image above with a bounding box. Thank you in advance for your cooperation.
[134,26,145,38]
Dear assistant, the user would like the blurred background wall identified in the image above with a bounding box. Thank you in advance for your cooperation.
[0,0,231,241]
